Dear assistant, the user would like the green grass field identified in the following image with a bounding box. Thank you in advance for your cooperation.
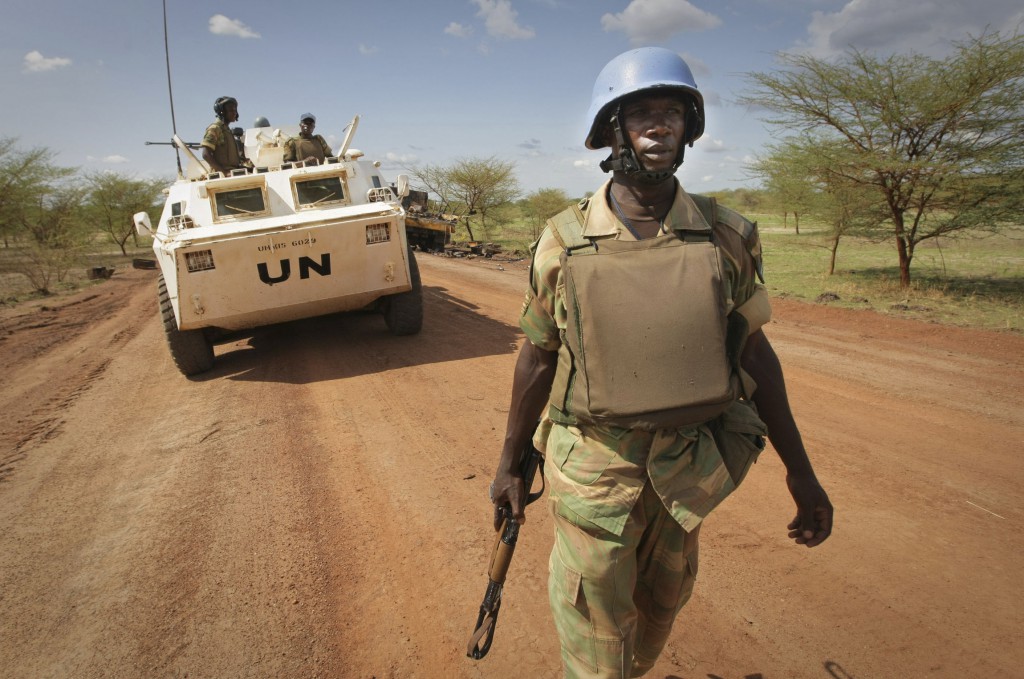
[750,214,1024,332]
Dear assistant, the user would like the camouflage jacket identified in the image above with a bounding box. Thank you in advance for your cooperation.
[520,178,769,534]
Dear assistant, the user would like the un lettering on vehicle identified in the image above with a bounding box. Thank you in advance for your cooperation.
[257,253,332,285]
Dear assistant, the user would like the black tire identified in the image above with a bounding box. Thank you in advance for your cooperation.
[158,274,214,376]
[383,250,423,335]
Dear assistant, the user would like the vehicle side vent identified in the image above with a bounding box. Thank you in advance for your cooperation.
[367,187,395,203]
[185,249,216,272]
[366,222,391,244]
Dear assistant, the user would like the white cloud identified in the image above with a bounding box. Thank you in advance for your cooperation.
[473,0,535,40]
[701,174,714,183]
[445,22,472,38]
[386,151,420,164]
[601,0,721,45]
[85,155,128,164]
[573,159,595,169]
[696,137,726,153]
[358,44,379,56]
[799,0,1024,58]
[23,50,71,73]
[208,14,261,39]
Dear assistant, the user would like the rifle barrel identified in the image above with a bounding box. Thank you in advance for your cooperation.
[145,140,201,149]
[467,445,545,660]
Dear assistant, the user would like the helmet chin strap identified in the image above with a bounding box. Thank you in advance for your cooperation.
[599,104,687,185]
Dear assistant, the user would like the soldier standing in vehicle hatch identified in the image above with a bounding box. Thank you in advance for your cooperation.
[201,96,244,175]
[284,112,333,165]
[487,47,833,678]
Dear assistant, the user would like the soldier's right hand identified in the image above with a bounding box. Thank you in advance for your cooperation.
[489,469,526,530]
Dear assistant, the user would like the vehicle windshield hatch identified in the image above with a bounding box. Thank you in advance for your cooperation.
[213,187,266,218]
[295,176,346,207]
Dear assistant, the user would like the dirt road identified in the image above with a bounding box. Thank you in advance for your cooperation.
[1,254,1021,679]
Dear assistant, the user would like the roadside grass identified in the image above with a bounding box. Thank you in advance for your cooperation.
[752,214,1024,332]
[0,239,155,306]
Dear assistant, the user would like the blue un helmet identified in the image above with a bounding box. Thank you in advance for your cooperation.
[585,47,705,183]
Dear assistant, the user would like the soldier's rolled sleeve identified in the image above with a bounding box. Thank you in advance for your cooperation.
[713,220,763,317]
[518,228,563,352]
[735,284,772,335]
[201,124,221,151]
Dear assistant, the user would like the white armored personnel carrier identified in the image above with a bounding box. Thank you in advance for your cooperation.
[135,116,422,376]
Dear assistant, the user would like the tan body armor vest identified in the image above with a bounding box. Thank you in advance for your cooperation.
[547,195,753,431]
[210,121,241,170]
[291,137,327,163]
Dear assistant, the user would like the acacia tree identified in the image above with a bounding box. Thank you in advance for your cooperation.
[408,162,456,213]
[410,156,520,242]
[16,184,90,294]
[744,31,1024,287]
[0,137,76,248]
[84,172,168,255]
[749,140,819,234]
[752,136,883,273]
[524,188,571,240]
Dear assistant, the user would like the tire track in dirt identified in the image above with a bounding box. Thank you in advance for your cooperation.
[0,270,157,483]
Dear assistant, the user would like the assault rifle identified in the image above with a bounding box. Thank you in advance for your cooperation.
[466,443,545,660]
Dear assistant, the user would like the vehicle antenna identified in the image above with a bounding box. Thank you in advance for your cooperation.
[162,0,184,178]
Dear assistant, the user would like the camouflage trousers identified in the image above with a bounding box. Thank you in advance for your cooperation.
[548,479,700,678]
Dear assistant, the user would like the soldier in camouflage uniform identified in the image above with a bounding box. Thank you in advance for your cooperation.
[201,96,243,175]
[284,112,333,165]
[489,47,833,678]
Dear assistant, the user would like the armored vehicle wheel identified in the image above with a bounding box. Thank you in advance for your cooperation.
[383,250,423,335]
[158,274,214,376]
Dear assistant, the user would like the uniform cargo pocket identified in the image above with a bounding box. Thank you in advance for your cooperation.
[549,425,615,486]
[549,549,598,673]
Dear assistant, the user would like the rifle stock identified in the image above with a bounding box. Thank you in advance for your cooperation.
[466,443,544,660]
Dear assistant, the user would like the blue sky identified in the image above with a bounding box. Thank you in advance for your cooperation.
[2,0,1021,198]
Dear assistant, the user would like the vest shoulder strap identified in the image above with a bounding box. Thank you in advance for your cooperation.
[546,203,594,254]
[688,193,763,282]
[687,193,757,241]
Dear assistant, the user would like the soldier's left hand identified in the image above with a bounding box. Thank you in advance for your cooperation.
[785,475,833,547]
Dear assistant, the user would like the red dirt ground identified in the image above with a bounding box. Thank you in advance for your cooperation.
[1,254,1021,678]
